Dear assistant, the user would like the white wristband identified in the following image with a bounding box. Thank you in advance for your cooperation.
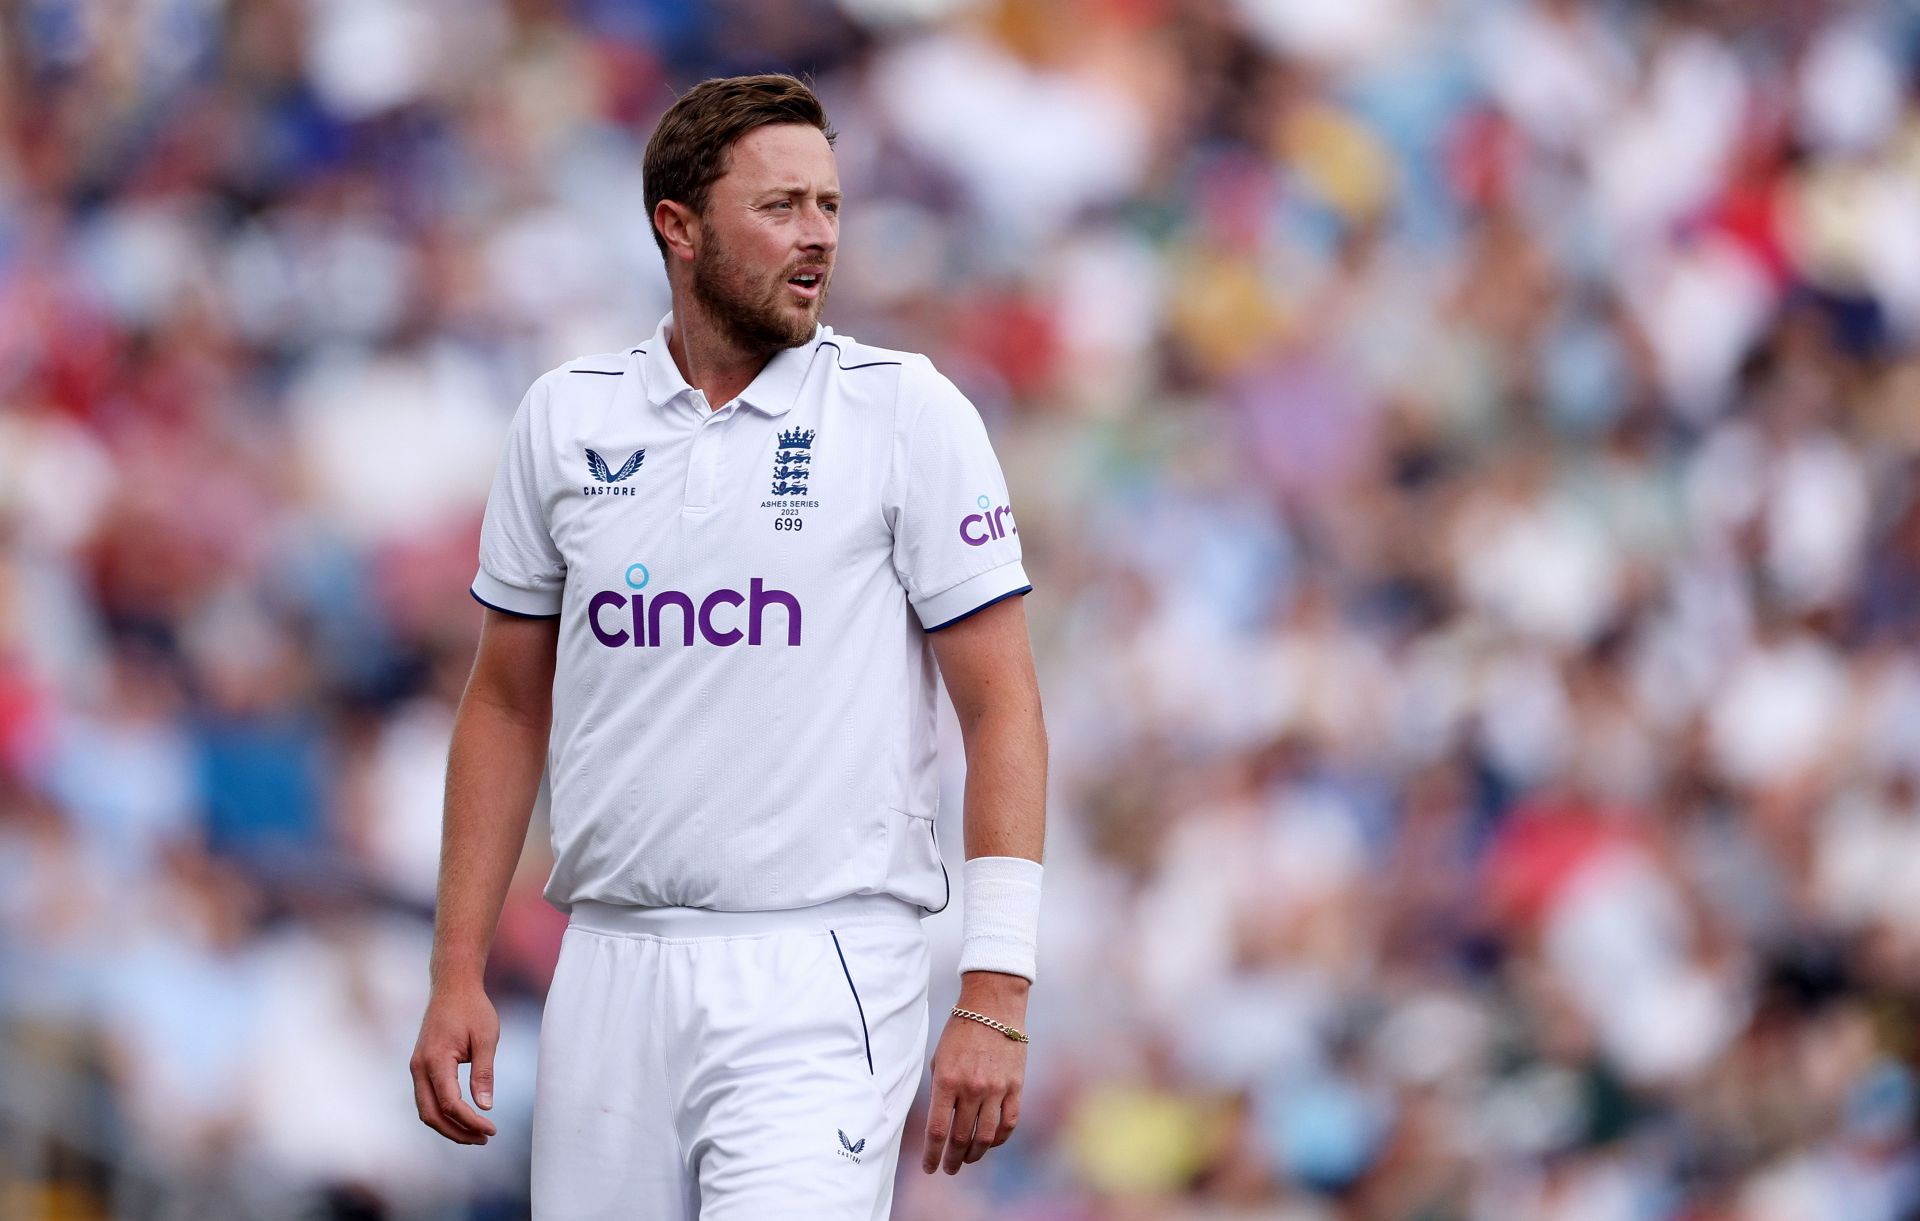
[957,855,1042,983]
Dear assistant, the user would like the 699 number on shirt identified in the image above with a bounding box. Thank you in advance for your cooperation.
[773,515,804,531]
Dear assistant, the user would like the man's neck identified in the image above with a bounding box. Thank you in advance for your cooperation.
[666,297,772,412]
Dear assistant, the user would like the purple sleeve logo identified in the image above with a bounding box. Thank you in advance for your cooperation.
[960,493,1016,546]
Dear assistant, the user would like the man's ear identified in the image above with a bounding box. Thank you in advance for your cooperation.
[655,200,700,264]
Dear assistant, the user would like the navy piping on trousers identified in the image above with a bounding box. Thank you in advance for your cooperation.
[829,930,874,1075]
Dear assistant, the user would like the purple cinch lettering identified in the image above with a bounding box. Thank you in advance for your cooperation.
[748,578,801,646]
[647,591,695,647]
[589,591,629,647]
[700,589,744,646]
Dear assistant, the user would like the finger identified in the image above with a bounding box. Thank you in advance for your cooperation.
[964,1096,1000,1164]
[429,1056,497,1139]
[470,1030,497,1111]
[921,1082,955,1174]
[992,1089,1021,1147]
[412,1061,483,1145]
[943,1094,983,1174]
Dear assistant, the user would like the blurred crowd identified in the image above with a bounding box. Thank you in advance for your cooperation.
[4,0,1920,1217]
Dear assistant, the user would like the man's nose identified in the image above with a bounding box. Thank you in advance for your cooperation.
[801,202,837,253]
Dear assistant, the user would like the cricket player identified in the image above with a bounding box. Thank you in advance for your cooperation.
[408,73,1047,1220]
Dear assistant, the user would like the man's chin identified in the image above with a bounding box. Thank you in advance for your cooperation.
[766,299,825,347]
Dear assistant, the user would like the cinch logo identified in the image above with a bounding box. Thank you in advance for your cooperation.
[588,564,801,647]
[960,493,1016,546]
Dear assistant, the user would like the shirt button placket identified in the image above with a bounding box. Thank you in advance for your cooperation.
[685,394,728,511]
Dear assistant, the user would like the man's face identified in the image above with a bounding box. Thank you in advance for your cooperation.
[689,123,839,351]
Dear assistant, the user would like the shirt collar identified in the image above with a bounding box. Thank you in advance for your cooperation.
[634,310,826,418]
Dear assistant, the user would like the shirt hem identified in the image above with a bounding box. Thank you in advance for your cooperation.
[922,585,1032,632]
[913,560,1031,630]
[471,567,564,617]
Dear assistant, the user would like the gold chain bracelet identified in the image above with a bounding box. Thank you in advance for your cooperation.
[951,1006,1030,1043]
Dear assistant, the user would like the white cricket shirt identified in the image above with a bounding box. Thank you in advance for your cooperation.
[470,311,1030,913]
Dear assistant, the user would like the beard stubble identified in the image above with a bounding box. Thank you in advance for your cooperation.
[689,229,826,353]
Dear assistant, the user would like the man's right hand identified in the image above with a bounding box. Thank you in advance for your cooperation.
[410,983,501,1145]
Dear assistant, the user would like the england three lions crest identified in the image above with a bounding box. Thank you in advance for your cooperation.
[771,427,814,497]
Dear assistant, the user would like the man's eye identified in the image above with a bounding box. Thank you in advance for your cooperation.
[823,203,839,213]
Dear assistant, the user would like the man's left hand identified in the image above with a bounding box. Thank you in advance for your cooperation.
[921,970,1029,1174]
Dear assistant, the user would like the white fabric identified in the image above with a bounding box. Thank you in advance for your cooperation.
[472,311,1030,913]
[531,893,929,1219]
[958,855,1043,983]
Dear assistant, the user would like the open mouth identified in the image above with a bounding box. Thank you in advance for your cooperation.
[786,272,823,300]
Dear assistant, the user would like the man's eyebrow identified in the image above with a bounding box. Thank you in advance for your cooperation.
[761,185,842,198]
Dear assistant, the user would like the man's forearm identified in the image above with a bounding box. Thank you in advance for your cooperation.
[430,692,550,991]
[957,701,1046,863]
[956,700,1046,1000]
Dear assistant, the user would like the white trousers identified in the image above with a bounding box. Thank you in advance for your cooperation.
[530,892,931,1220]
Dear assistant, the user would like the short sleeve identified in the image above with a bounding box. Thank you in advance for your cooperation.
[887,361,1031,631]
[471,379,565,617]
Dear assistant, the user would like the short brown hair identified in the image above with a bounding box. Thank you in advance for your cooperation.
[643,74,837,260]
